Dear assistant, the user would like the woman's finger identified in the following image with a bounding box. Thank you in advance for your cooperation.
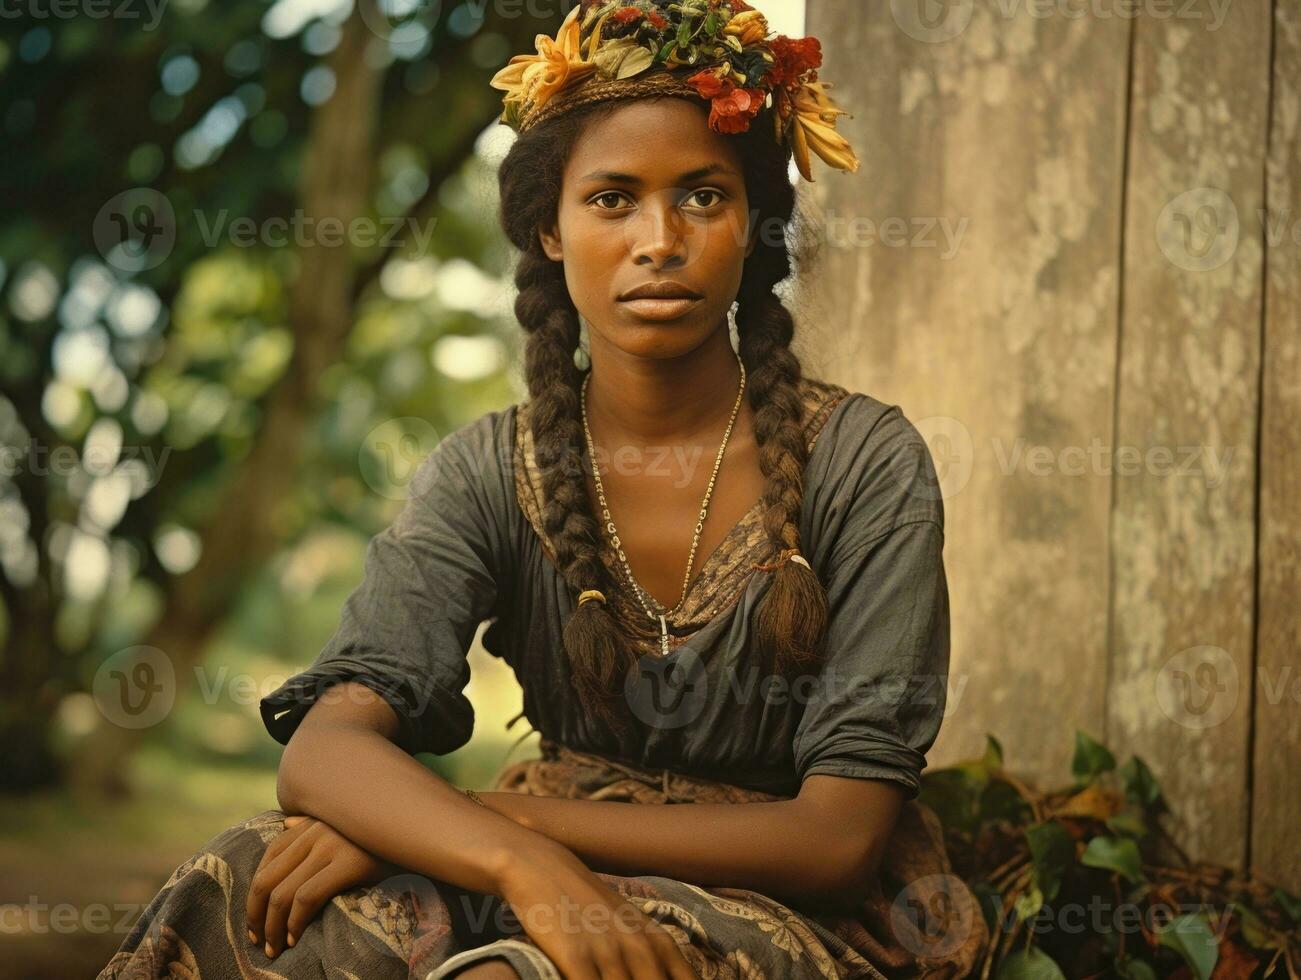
[263,849,328,958]
[284,815,310,828]
[282,862,349,947]
[246,823,317,945]
[658,942,698,980]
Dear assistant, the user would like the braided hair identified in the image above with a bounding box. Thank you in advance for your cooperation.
[497,95,828,731]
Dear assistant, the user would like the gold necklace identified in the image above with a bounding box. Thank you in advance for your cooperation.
[580,348,747,657]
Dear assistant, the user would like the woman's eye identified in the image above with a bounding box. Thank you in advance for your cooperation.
[685,189,723,208]
[592,192,628,210]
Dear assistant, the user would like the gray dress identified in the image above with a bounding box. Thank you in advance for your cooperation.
[260,377,950,801]
[101,377,961,980]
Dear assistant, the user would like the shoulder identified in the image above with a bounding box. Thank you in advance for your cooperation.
[407,404,519,511]
[428,404,517,471]
[805,382,945,541]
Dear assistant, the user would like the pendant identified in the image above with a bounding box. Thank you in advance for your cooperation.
[659,613,670,657]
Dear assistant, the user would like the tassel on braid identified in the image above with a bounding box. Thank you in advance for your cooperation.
[497,89,829,726]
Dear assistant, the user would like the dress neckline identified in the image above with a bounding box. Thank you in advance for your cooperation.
[512,376,852,653]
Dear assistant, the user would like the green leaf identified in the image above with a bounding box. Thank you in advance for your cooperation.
[919,769,981,835]
[995,947,1067,980]
[980,779,1031,823]
[1013,884,1044,923]
[1116,955,1157,980]
[1235,905,1275,950]
[983,733,1005,770]
[1104,810,1149,839]
[654,40,677,63]
[702,11,720,34]
[1119,755,1162,807]
[1274,887,1301,924]
[1025,821,1075,902]
[1080,836,1145,883]
[1157,913,1219,980]
[1071,730,1116,781]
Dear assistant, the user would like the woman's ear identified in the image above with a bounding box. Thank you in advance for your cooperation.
[539,221,563,262]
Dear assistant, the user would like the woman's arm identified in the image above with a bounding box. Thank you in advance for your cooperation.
[273,680,559,898]
[476,773,905,909]
[258,680,699,978]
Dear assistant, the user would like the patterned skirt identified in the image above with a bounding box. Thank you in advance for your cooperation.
[98,738,987,979]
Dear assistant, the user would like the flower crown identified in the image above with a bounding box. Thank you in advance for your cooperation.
[489,0,860,181]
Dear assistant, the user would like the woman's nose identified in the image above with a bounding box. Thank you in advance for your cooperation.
[628,197,689,266]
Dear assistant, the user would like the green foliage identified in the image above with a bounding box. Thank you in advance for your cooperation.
[0,0,535,786]
[1070,729,1115,783]
[1025,821,1074,905]
[922,729,1299,978]
[1080,836,1144,884]
[995,947,1066,980]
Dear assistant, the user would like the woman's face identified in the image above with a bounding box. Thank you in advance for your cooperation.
[539,98,757,361]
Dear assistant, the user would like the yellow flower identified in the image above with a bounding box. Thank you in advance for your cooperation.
[789,80,860,181]
[723,9,769,46]
[490,5,599,114]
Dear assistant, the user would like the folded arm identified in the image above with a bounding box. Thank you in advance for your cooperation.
[274,681,564,894]
[476,773,905,909]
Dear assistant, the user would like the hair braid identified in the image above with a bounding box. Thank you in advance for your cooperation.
[734,122,830,676]
[501,124,637,735]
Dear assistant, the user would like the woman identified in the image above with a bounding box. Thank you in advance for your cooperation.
[101,1,986,977]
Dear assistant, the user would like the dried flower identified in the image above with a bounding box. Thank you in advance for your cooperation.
[788,79,859,181]
[493,0,859,178]
[489,5,599,113]
[723,9,768,45]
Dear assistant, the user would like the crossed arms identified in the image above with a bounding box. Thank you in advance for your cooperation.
[275,681,904,907]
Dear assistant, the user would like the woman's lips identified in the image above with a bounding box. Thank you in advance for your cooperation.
[618,296,702,320]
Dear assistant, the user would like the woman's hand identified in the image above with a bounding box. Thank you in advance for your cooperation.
[246,814,396,958]
[499,841,698,980]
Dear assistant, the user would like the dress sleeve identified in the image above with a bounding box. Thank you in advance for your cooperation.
[259,412,511,757]
[791,404,950,801]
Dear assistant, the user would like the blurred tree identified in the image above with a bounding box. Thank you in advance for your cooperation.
[0,0,558,793]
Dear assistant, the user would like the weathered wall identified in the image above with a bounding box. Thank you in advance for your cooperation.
[801,0,1297,891]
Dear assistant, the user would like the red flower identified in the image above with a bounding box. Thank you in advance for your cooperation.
[612,5,643,24]
[687,69,764,133]
[768,35,823,87]
[710,86,764,132]
[687,68,731,99]
[647,9,668,29]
